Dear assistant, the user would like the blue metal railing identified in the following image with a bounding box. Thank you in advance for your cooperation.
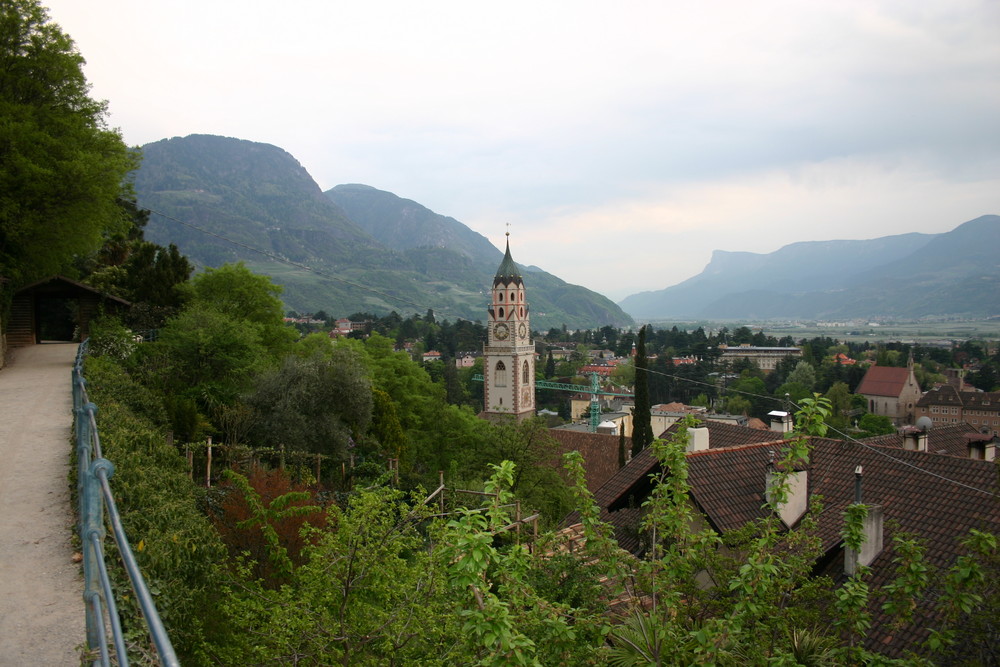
[73,340,179,667]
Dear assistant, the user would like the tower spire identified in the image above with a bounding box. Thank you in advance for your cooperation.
[483,229,534,421]
[494,227,522,286]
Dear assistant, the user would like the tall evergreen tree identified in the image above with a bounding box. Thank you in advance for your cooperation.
[631,325,654,456]
[618,428,627,469]
[544,350,555,378]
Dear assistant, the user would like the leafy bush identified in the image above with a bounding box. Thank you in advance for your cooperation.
[88,316,139,360]
[83,356,230,665]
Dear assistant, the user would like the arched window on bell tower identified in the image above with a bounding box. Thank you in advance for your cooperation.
[495,361,507,387]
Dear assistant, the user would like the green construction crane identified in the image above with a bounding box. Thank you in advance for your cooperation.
[473,372,632,432]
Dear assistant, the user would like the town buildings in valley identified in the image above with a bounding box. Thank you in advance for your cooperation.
[915,385,1000,436]
[717,343,801,372]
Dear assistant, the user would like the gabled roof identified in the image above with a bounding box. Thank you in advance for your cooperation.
[548,429,628,494]
[855,365,913,398]
[581,421,787,553]
[859,421,986,458]
[14,275,131,306]
[578,419,1000,658]
[917,385,1000,409]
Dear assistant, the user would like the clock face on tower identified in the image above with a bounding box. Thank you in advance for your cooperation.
[494,323,509,341]
[518,323,527,340]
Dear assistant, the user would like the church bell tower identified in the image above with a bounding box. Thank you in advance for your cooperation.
[483,233,534,421]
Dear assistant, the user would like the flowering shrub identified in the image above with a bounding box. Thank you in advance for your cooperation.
[88,317,139,360]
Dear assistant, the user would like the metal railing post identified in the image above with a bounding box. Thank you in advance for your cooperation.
[72,340,179,667]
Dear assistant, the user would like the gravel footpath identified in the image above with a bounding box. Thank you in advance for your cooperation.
[0,343,86,665]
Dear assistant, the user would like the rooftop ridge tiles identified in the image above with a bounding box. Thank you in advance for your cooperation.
[684,438,793,457]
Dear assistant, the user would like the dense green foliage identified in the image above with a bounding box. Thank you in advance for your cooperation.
[84,297,999,664]
[0,0,136,288]
[83,356,229,663]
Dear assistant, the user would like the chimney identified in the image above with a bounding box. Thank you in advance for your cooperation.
[687,426,710,452]
[901,426,927,452]
[768,410,793,434]
[844,466,885,576]
[765,451,809,528]
[597,420,618,436]
[966,434,998,461]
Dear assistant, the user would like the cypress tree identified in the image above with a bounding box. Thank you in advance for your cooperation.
[631,325,654,456]
[618,428,627,469]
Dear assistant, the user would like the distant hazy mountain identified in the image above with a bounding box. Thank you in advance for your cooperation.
[135,135,633,329]
[619,215,1000,320]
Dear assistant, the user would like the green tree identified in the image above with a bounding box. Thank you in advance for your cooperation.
[787,360,817,391]
[612,357,636,387]
[857,413,896,436]
[151,304,271,406]
[0,0,137,287]
[774,381,812,406]
[967,363,999,392]
[351,334,487,482]
[544,350,555,378]
[243,350,373,461]
[726,372,769,418]
[474,418,573,526]
[186,262,296,355]
[824,381,853,430]
[631,325,654,455]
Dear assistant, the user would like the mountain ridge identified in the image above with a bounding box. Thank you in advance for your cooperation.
[134,134,633,329]
[619,215,1000,320]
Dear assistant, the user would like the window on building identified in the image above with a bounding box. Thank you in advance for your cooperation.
[495,361,507,387]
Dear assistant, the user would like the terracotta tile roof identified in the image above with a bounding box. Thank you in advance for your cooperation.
[917,385,1000,409]
[548,429,629,494]
[686,442,777,531]
[661,419,786,448]
[859,422,984,459]
[856,365,913,398]
[916,384,961,406]
[576,421,787,554]
[809,443,999,655]
[653,402,688,412]
[580,420,1000,659]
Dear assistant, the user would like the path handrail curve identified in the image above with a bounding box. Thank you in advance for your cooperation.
[73,340,179,667]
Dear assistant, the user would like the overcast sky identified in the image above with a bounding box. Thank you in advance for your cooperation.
[44,0,1000,301]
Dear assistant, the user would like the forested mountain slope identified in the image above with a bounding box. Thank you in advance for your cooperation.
[135,135,633,329]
